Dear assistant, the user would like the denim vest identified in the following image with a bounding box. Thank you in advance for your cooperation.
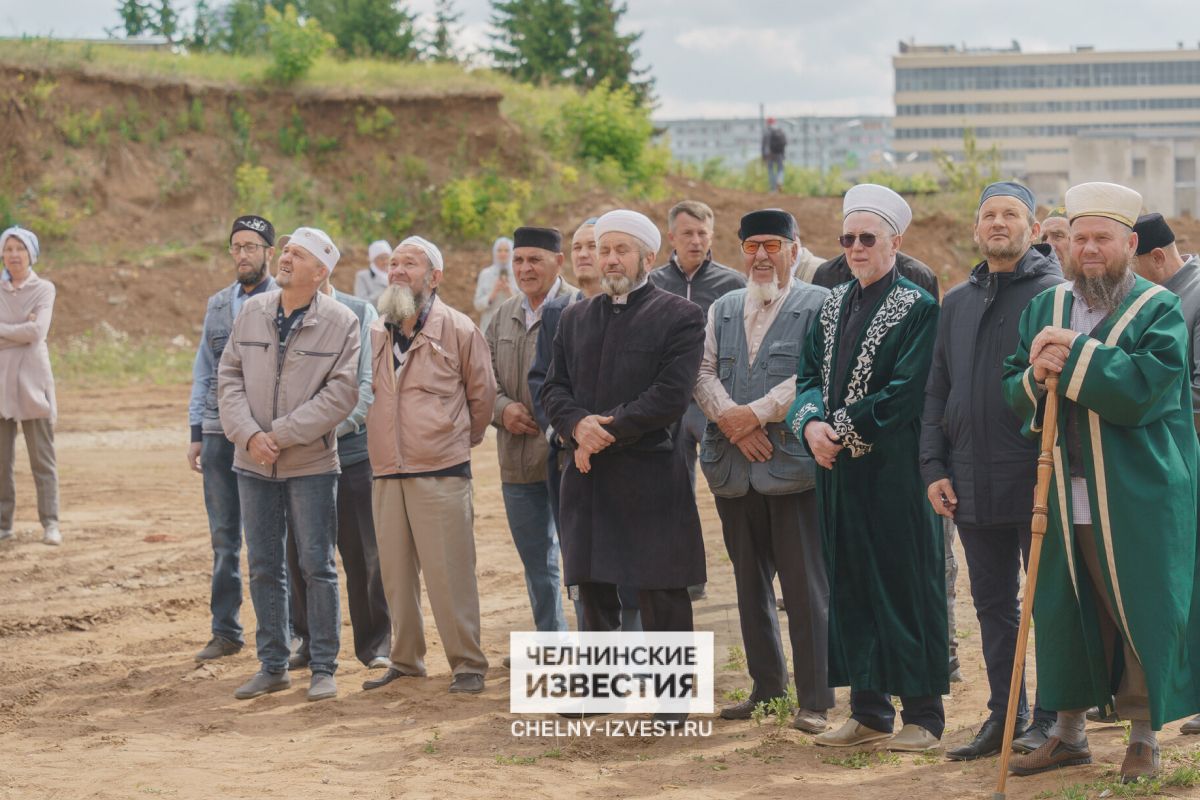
[200,284,238,435]
[700,286,823,497]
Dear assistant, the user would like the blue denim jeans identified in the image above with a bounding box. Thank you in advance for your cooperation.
[238,471,340,675]
[201,435,243,645]
[501,481,567,632]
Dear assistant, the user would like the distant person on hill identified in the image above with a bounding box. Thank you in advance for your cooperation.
[474,236,514,333]
[354,239,391,308]
[762,118,787,193]
[187,215,277,662]
[0,226,60,547]
[218,227,360,703]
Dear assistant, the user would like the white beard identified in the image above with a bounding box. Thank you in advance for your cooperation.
[378,284,418,324]
[600,274,633,297]
[746,279,781,305]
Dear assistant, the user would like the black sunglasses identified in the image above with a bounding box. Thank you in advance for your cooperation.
[838,233,879,248]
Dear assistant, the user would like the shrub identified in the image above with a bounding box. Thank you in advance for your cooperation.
[278,107,308,156]
[263,4,334,86]
[57,109,104,147]
[439,167,531,241]
[560,80,665,195]
[234,162,272,216]
[354,105,395,138]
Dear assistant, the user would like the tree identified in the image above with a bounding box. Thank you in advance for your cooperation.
[425,0,462,63]
[573,0,651,103]
[114,0,154,37]
[489,0,576,85]
[154,0,179,42]
[189,0,219,49]
[306,0,418,60]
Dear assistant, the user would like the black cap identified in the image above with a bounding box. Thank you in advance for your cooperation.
[513,226,563,253]
[230,215,275,246]
[1133,213,1175,255]
[738,209,794,241]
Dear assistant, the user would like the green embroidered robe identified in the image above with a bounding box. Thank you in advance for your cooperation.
[786,277,948,697]
[1002,278,1200,728]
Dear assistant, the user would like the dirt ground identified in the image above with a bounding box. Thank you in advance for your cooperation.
[0,383,1197,800]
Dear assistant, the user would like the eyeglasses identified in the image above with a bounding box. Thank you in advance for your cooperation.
[838,233,879,248]
[229,243,267,256]
[741,239,785,255]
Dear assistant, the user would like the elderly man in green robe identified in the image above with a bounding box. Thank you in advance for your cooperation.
[1003,181,1200,784]
[787,184,947,753]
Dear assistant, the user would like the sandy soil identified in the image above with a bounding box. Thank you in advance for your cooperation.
[0,383,1196,800]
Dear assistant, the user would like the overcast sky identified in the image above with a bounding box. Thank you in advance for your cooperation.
[3,1,1199,119]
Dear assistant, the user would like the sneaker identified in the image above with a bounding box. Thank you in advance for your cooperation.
[448,673,485,694]
[195,635,243,662]
[233,670,291,700]
[1009,735,1092,776]
[307,672,337,702]
[814,719,893,748]
[42,524,62,546]
[887,723,940,752]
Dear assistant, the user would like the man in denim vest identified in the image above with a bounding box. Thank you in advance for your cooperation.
[186,215,276,663]
[695,209,832,733]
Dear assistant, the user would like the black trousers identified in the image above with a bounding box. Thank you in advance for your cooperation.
[577,582,692,633]
[288,458,391,666]
[852,690,945,738]
[714,489,834,711]
[957,523,1054,725]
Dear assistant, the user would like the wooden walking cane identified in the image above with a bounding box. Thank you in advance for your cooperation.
[994,374,1060,800]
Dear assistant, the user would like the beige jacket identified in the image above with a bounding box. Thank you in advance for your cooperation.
[218,289,360,479]
[366,295,496,475]
[487,280,576,483]
[793,246,826,284]
[0,271,56,422]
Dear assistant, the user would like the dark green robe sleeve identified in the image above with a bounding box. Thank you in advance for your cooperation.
[828,299,939,457]
[787,301,828,451]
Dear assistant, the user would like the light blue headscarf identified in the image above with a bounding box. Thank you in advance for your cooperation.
[0,225,40,266]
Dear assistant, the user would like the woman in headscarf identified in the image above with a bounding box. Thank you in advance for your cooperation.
[0,226,60,545]
[473,236,514,334]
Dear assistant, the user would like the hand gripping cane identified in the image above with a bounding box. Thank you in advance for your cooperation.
[994,375,1059,800]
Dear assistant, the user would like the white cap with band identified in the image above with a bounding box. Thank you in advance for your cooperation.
[399,235,444,272]
[594,209,662,252]
[843,184,913,235]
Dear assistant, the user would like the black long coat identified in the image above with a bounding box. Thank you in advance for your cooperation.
[541,282,706,589]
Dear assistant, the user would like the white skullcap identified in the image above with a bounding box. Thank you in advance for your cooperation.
[281,227,340,274]
[368,240,392,262]
[399,235,444,272]
[843,184,912,235]
[0,226,40,266]
[594,209,661,253]
[1065,182,1143,228]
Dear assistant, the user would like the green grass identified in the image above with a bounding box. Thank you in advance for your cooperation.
[820,751,902,770]
[0,38,507,98]
[50,327,194,387]
[494,754,538,766]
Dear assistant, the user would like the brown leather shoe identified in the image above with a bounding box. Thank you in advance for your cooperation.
[1009,735,1092,776]
[1120,742,1160,784]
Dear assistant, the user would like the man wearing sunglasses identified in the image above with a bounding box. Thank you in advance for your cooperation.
[920,182,1063,761]
[695,209,833,733]
[811,220,940,301]
[186,215,277,664]
[787,184,947,752]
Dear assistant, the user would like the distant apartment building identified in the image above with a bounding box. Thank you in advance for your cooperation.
[893,40,1200,213]
[656,115,893,175]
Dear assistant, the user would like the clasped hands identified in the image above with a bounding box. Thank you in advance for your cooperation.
[1029,326,1077,384]
[248,431,281,467]
[572,414,616,474]
[718,405,773,463]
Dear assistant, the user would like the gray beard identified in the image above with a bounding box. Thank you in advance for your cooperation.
[378,284,418,324]
[746,279,781,305]
[601,262,647,298]
[1074,263,1134,312]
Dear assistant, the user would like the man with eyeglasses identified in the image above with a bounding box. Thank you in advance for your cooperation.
[920,182,1063,761]
[187,215,278,663]
[787,184,947,753]
[695,209,833,733]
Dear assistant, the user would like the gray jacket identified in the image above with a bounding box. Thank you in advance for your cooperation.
[218,289,360,480]
[1162,255,1200,432]
[648,253,746,316]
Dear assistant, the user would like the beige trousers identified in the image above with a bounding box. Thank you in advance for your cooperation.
[0,417,58,530]
[1074,524,1150,721]
[372,477,487,676]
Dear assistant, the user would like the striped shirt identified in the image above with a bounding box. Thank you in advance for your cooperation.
[1067,282,1111,525]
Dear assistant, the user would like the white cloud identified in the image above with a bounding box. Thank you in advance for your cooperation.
[674,26,807,76]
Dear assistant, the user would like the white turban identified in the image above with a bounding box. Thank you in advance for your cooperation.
[1065,182,1143,228]
[843,184,912,235]
[281,227,340,273]
[367,239,392,262]
[594,209,661,253]
[399,235,444,272]
[0,226,40,266]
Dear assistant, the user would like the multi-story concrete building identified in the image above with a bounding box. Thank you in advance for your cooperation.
[893,41,1200,212]
[657,115,893,175]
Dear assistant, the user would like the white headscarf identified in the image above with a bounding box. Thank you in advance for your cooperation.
[0,226,40,266]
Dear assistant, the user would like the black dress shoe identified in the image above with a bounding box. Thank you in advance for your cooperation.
[720,697,772,721]
[947,719,1017,761]
[1012,716,1054,754]
[362,667,421,690]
